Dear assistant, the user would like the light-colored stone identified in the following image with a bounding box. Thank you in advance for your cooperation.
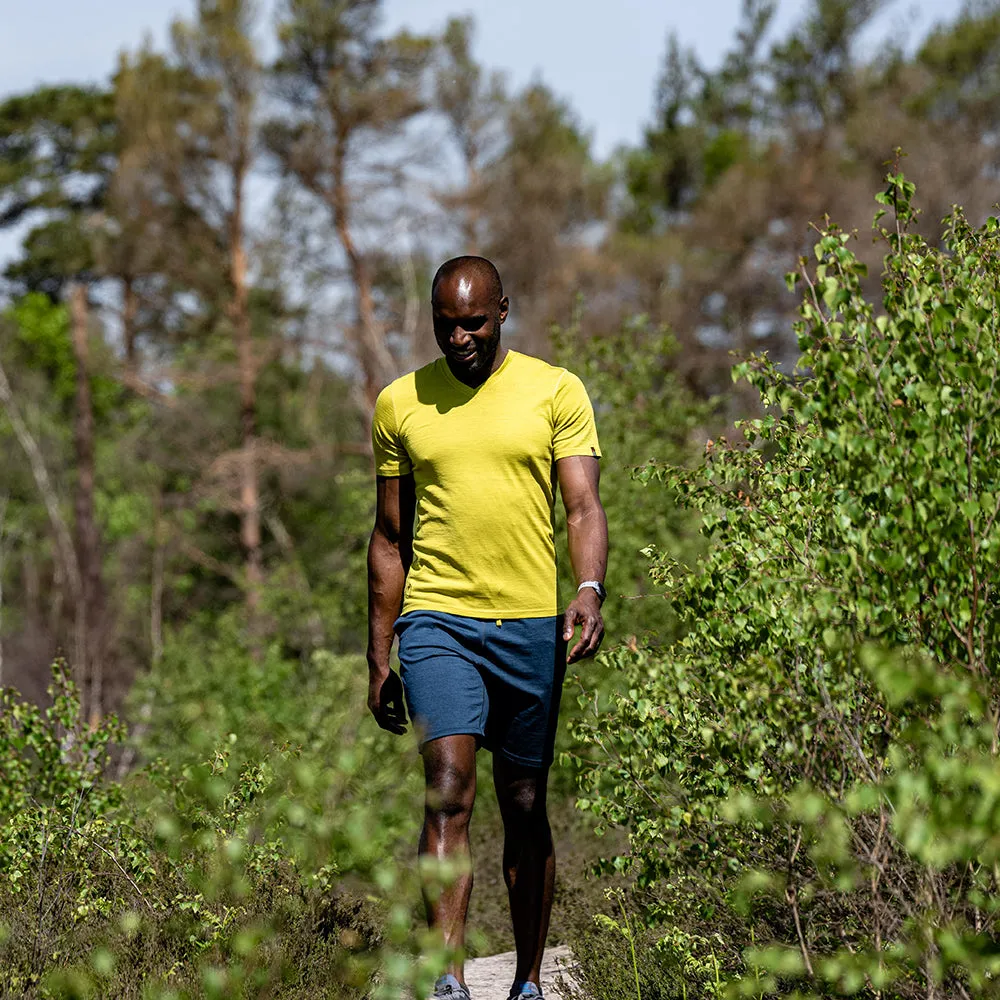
[463,945,580,999]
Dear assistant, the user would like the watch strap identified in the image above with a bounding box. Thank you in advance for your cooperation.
[577,580,606,603]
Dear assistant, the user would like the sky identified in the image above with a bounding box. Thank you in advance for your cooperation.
[0,0,965,269]
[0,0,966,157]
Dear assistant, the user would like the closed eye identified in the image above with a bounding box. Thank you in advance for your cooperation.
[459,316,487,331]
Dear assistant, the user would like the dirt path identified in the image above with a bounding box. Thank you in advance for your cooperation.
[463,945,580,999]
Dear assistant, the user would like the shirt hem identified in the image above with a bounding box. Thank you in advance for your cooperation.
[401,600,559,619]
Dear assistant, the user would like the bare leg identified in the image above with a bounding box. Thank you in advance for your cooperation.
[493,755,554,988]
[421,734,478,984]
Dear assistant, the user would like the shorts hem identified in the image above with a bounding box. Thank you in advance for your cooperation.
[418,727,485,749]
[495,746,552,769]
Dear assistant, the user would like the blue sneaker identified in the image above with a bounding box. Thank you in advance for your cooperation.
[433,974,472,999]
[508,983,543,1000]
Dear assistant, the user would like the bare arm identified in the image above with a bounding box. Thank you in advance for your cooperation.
[556,455,608,663]
[366,473,415,733]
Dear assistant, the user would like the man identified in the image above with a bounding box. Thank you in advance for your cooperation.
[367,256,608,1000]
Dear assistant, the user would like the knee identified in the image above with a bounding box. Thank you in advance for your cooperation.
[507,780,541,816]
[425,768,475,829]
[501,778,549,833]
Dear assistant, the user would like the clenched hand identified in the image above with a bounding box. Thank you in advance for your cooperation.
[368,667,407,735]
[562,590,605,664]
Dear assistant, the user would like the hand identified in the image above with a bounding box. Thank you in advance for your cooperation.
[562,590,605,664]
[368,666,407,735]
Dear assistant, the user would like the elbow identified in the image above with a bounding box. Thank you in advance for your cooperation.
[370,525,411,569]
[372,512,404,542]
[566,502,606,530]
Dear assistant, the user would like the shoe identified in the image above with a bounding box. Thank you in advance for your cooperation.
[508,983,543,1000]
[432,974,472,999]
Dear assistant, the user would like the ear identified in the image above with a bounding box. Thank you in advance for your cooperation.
[498,296,510,324]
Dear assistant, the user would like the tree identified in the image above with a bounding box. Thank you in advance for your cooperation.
[477,82,606,352]
[171,0,265,609]
[0,305,84,697]
[104,49,209,376]
[266,0,435,411]
[606,0,946,398]
[0,89,120,714]
[770,0,889,127]
[0,86,116,297]
[67,286,108,722]
[434,16,507,253]
[619,33,704,233]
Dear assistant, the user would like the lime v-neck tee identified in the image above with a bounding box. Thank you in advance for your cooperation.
[372,349,601,618]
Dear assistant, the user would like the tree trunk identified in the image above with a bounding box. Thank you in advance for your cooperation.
[229,160,263,610]
[330,135,396,414]
[70,284,108,723]
[122,275,139,374]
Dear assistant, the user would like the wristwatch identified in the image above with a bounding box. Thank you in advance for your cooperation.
[577,580,607,604]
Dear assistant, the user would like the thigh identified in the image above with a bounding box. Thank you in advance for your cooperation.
[395,612,490,748]
[482,616,567,770]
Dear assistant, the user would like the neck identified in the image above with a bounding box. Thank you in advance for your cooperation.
[448,344,508,388]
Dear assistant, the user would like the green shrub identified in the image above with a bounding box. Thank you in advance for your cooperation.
[552,312,712,646]
[572,176,1000,998]
[0,661,444,998]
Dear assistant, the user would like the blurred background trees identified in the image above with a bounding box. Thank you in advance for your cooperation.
[5,0,999,716]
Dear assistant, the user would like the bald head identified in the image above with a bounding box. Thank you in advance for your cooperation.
[431,256,504,307]
[431,255,509,387]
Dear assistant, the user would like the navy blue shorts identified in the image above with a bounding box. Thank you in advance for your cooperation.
[394,611,568,768]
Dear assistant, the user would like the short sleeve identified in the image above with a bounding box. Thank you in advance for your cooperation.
[552,370,601,461]
[372,385,412,476]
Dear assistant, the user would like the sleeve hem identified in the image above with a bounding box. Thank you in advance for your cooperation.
[553,447,602,461]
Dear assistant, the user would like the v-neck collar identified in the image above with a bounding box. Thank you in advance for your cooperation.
[439,348,516,396]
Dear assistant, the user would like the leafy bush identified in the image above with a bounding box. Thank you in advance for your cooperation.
[552,313,712,646]
[0,660,443,998]
[572,176,1000,997]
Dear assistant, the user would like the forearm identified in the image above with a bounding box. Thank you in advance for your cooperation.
[366,530,407,673]
[566,503,608,587]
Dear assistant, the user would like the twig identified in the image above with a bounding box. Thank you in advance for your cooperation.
[86,838,155,913]
[177,539,245,589]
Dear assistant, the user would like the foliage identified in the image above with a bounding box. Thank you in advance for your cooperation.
[552,312,712,645]
[573,177,1000,997]
[5,293,120,416]
[0,661,446,998]
[133,600,394,765]
[0,84,116,296]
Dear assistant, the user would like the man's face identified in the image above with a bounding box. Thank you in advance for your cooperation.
[432,273,509,379]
